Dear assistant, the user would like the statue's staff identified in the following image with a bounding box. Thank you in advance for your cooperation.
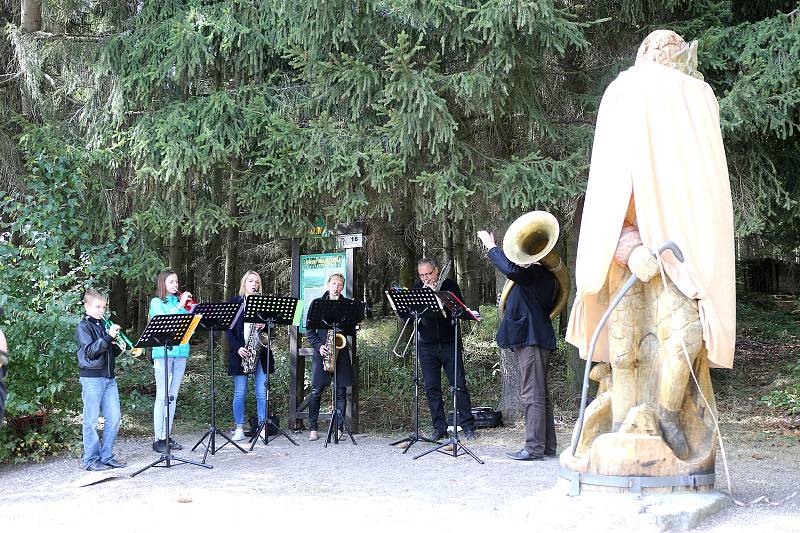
[571,241,684,456]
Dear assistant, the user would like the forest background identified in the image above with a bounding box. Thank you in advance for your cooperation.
[0,0,798,463]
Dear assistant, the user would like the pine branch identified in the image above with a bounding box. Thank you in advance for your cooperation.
[31,31,113,43]
[0,72,21,88]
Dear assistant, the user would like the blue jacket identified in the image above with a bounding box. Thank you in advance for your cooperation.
[148,295,190,359]
[488,247,557,350]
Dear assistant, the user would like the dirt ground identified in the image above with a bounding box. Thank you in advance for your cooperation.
[1,417,797,532]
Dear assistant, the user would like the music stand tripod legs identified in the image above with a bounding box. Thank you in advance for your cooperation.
[389,314,441,453]
[325,324,356,447]
[414,319,484,464]
[131,349,213,477]
[250,322,299,449]
[192,330,247,461]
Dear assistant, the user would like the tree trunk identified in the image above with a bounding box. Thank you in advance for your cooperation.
[453,221,467,292]
[564,197,584,402]
[169,228,185,281]
[20,0,42,33]
[441,210,453,271]
[137,286,148,334]
[223,167,239,300]
[399,223,417,288]
[206,168,225,303]
[184,232,195,295]
[496,264,523,425]
[109,274,127,328]
[464,247,480,309]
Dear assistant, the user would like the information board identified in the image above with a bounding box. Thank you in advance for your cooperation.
[298,252,348,333]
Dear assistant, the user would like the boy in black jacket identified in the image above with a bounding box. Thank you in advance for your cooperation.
[76,289,126,471]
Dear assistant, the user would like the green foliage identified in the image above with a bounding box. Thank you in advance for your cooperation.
[0,416,81,464]
[761,358,800,414]
[2,0,800,463]
[736,292,800,342]
[0,124,126,458]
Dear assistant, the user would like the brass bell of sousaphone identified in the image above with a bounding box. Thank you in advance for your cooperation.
[498,211,570,320]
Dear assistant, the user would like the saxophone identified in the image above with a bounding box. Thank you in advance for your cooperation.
[241,323,260,375]
[322,330,347,373]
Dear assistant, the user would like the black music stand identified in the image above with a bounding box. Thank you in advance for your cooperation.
[386,288,446,453]
[130,313,213,477]
[243,294,300,449]
[190,301,247,462]
[414,291,484,464]
[306,298,365,447]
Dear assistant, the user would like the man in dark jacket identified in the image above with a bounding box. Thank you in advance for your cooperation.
[413,258,477,441]
[76,289,126,471]
[478,230,558,460]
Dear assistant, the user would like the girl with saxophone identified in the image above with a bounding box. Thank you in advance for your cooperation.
[226,271,274,441]
[306,273,354,441]
[149,270,194,453]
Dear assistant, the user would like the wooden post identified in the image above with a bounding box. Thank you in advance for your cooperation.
[288,239,302,430]
[345,247,358,433]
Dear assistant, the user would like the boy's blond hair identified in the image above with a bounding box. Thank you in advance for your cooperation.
[83,289,106,305]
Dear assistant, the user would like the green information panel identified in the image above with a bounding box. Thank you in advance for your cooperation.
[299,252,347,333]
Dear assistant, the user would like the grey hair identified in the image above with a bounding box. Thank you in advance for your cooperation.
[417,257,438,269]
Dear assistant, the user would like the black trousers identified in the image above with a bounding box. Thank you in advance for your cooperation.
[514,345,556,456]
[308,385,346,431]
[418,341,475,433]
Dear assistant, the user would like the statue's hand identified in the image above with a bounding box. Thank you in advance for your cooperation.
[628,245,660,282]
[614,226,642,264]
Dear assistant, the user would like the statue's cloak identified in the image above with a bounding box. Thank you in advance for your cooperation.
[566,62,735,368]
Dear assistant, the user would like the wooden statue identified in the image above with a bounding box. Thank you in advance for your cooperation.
[562,30,736,489]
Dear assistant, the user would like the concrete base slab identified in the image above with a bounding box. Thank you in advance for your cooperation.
[501,484,731,531]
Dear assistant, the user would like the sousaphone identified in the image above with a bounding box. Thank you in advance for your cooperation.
[498,211,570,320]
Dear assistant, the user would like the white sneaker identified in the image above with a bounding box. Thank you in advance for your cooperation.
[232,427,245,441]
[309,430,319,441]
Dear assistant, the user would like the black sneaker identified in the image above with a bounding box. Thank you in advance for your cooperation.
[168,437,183,450]
[152,439,167,453]
[428,429,448,441]
[85,461,112,472]
[103,459,127,469]
[462,427,478,440]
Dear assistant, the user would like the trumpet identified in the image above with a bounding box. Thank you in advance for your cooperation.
[103,319,144,357]
[178,291,198,311]
[392,262,451,358]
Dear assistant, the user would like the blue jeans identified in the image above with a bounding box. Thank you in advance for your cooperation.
[80,377,121,468]
[153,357,187,440]
[232,362,266,425]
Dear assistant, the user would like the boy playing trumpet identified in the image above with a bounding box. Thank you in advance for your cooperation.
[76,289,126,471]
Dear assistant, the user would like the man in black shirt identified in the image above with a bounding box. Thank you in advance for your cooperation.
[413,258,477,441]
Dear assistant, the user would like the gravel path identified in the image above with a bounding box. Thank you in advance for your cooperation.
[1,422,797,531]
